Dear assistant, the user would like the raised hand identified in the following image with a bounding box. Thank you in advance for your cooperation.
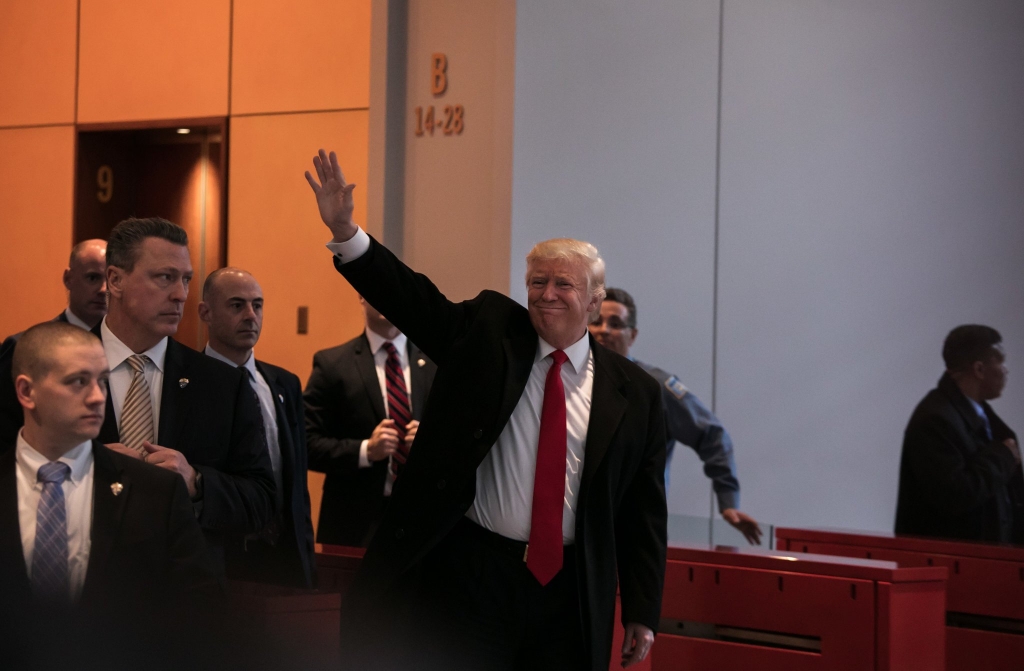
[304,148,358,242]
[722,508,763,545]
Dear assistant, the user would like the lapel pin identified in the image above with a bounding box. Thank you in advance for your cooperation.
[278,393,285,404]
[179,377,189,389]
[417,358,426,368]
[110,482,123,496]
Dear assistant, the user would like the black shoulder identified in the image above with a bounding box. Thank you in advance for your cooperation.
[104,447,183,494]
[257,359,302,390]
[312,334,368,366]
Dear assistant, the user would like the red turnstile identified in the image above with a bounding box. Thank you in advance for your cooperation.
[649,544,947,671]
[776,528,1024,671]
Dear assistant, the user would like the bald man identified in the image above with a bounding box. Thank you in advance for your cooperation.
[199,268,316,588]
[0,240,109,452]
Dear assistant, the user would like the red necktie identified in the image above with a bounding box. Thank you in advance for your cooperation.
[528,350,569,585]
[383,342,412,479]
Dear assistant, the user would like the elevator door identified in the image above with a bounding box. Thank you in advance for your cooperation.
[75,122,226,349]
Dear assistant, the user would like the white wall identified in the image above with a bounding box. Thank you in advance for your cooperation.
[511,0,1024,530]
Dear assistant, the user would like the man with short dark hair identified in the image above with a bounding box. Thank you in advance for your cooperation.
[199,267,317,588]
[590,287,762,544]
[304,294,436,547]
[96,217,275,576]
[0,239,108,451]
[896,324,1023,543]
[0,322,215,667]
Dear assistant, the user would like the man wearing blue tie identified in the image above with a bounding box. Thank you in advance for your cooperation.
[0,322,215,666]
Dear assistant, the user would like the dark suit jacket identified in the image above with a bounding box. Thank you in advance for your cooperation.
[333,237,668,671]
[222,359,317,588]
[304,334,436,546]
[896,373,1024,544]
[94,333,275,575]
[0,441,218,666]
[0,312,69,452]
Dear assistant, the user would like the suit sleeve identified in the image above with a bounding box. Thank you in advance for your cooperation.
[163,473,220,597]
[304,352,367,473]
[665,389,740,512]
[0,336,23,453]
[290,374,317,584]
[195,373,275,534]
[616,384,669,631]
[904,412,1019,516]
[334,236,486,367]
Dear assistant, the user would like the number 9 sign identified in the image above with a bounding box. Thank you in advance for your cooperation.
[96,165,113,203]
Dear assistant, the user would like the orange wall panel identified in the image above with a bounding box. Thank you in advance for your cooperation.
[0,126,75,338]
[0,0,78,127]
[77,0,230,123]
[227,111,369,384]
[230,0,371,115]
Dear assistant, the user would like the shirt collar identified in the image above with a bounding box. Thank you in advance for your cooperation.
[204,343,257,378]
[100,318,168,373]
[967,396,988,421]
[537,331,591,374]
[364,327,408,358]
[64,308,92,331]
[16,430,93,485]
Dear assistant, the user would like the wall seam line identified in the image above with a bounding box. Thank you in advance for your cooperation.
[229,107,371,119]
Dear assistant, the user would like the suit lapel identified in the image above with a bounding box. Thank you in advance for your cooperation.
[81,443,129,600]
[256,361,296,484]
[580,340,629,488]
[93,325,120,443]
[408,343,429,420]
[158,340,189,446]
[354,334,387,420]
[497,333,538,436]
[0,450,30,600]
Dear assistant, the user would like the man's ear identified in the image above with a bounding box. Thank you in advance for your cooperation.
[62,268,72,290]
[197,301,211,324]
[14,375,35,411]
[106,266,124,298]
[971,360,987,379]
[628,328,639,348]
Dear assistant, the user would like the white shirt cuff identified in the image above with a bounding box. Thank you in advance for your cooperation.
[325,227,371,263]
[358,439,371,468]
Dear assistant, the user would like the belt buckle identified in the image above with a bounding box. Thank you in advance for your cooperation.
[523,544,529,562]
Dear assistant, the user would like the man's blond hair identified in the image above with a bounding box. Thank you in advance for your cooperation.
[525,238,607,305]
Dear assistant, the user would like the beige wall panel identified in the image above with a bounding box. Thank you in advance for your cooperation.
[231,0,371,115]
[0,0,78,127]
[0,126,75,337]
[400,0,515,299]
[228,111,369,384]
[77,0,230,123]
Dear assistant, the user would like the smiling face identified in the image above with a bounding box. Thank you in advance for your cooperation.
[17,341,109,451]
[199,270,264,358]
[107,237,193,349]
[526,258,600,349]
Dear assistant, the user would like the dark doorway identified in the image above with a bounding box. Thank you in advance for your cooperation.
[74,120,227,350]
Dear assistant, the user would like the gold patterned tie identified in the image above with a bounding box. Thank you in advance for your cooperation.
[120,354,155,455]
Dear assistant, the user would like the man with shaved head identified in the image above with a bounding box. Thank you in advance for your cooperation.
[199,267,316,588]
[0,239,109,451]
[0,322,214,666]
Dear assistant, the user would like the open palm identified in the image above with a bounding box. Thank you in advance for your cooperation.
[304,149,357,240]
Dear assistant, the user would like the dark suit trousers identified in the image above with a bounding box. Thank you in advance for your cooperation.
[394,518,585,671]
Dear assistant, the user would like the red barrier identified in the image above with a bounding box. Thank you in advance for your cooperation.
[651,545,947,671]
[776,528,1024,671]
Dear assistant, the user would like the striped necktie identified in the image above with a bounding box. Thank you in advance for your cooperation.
[120,354,155,454]
[32,461,71,605]
[383,342,412,479]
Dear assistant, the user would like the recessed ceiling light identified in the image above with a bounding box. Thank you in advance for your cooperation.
[176,128,191,135]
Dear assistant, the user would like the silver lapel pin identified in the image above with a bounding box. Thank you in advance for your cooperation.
[417,358,426,368]
[110,482,124,496]
[179,377,189,389]
[278,393,285,403]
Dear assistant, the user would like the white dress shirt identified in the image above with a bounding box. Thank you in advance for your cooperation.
[64,307,92,331]
[329,228,595,542]
[204,345,284,509]
[359,329,413,496]
[101,318,167,440]
[466,334,593,544]
[16,431,95,602]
